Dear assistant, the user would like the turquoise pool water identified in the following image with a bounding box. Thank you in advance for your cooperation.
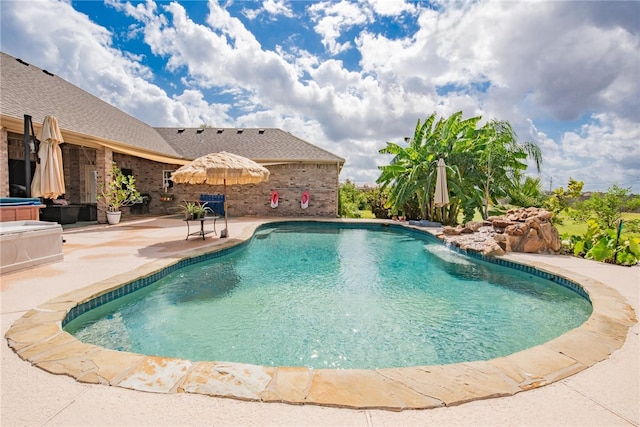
[64,223,592,369]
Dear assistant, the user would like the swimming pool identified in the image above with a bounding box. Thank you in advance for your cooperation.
[64,222,592,369]
[6,218,635,410]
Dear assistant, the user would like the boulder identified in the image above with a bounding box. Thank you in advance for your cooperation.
[505,223,528,236]
[465,221,484,232]
[443,226,462,235]
[538,222,563,253]
[436,207,562,256]
[521,230,545,253]
[492,219,515,229]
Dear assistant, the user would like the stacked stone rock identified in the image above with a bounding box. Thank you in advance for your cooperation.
[437,207,562,256]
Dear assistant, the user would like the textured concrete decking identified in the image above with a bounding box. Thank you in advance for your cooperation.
[1,217,639,426]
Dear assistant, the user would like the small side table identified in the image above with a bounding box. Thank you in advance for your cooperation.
[184,216,218,240]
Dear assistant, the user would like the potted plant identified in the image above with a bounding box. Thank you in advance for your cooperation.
[98,162,143,224]
[180,201,210,220]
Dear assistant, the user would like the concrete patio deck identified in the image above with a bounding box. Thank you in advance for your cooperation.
[1,216,638,426]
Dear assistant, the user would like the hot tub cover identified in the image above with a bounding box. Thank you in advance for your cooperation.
[0,198,43,206]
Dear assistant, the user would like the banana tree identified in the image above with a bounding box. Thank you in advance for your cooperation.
[378,112,482,224]
[475,120,542,219]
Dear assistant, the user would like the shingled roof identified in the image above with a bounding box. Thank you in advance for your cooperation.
[155,127,344,164]
[0,52,182,160]
[1,51,343,166]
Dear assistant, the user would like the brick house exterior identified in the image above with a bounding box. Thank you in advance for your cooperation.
[0,52,344,222]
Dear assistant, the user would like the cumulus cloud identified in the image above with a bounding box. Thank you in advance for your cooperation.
[1,0,638,191]
[308,0,373,55]
[0,0,228,127]
[557,114,640,189]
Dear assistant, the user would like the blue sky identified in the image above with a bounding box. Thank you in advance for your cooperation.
[1,0,639,192]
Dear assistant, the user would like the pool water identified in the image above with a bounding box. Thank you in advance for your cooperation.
[64,224,592,369]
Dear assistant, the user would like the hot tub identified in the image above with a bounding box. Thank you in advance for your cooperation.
[0,198,45,222]
[0,221,63,274]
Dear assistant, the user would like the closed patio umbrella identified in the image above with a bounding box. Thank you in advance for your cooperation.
[31,115,66,199]
[171,151,270,238]
[434,157,449,209]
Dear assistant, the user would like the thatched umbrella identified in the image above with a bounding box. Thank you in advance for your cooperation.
[31,115,66,199]
[171,151,270,237]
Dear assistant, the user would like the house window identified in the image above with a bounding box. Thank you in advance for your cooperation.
[163,170,174,191]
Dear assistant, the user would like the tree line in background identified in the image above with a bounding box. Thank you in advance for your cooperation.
[338,111,640,265]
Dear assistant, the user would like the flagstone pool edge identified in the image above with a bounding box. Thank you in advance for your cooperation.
[4,220,636,410]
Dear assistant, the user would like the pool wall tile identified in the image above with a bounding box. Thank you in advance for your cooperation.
[62,238,253,327]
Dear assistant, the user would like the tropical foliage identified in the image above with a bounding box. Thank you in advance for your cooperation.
[505,176,547,209]
[377,112,542,225]
[98,162,142,212]
[544,178,584,224]
[563,219,640,266]
[338,180,368,218]
[180,200,212,219]
[569,184,640,229]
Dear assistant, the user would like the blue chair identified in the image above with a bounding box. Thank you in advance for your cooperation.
[199,194,225,216]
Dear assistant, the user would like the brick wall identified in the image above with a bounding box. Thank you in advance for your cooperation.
[3,136,340,219]
[167,163,340,218]
[0,128,8,197]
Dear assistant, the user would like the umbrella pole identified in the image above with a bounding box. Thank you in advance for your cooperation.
[24,115,33,197]
[222,179,229,238]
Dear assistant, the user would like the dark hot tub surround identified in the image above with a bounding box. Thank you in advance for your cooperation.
[39,199,81,225]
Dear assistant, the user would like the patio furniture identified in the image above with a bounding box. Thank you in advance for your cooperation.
[39,198,81,225]
[184,215,218,240]
[199,194,225,216]
[130,193,151,214]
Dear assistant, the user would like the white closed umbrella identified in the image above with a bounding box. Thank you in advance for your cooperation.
[31,115,66,199]
[434,158,449,207]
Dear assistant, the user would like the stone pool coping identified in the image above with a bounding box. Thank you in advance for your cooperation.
[4,219,637,411]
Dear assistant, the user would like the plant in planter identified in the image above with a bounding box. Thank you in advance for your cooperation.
[98,162,143,224]
[159,192,175,202]
[180,201,211,220]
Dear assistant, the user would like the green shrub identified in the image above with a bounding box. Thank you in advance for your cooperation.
[564,219,640,266]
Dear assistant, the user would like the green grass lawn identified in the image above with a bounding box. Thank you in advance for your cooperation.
[555,212,640,239]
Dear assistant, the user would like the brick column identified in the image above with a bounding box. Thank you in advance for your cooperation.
[95,147,113,223]
[0,127,9,197]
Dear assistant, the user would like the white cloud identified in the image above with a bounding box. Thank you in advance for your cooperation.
[366,0,416,17]
[262,0,293,18]
[308,1,373,55]
[556,114,640,191]
[1,0,638,191]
